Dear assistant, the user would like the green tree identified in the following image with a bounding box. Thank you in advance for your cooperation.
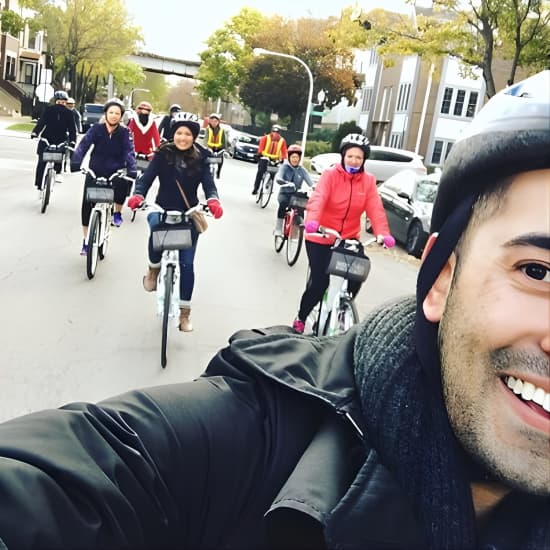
[360,0,550,97]
[30,0,143,104]
[0,10,25,37]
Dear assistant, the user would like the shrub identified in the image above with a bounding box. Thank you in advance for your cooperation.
[304,140,332,158]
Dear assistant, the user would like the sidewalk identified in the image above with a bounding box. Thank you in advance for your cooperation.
[0,115,33,136]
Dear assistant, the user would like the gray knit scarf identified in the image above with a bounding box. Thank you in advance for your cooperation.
[354,296,549,549]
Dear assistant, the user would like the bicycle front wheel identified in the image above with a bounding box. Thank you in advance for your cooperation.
[260,175,273,208]
[274,215,286,253]
[286,216,304,266]
[40,167,54,214]
[161,264,175,368]
[86,210,101,279]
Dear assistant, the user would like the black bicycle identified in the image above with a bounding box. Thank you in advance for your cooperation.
[256,159,280,209]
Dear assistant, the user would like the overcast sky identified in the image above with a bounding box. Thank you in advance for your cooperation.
[123,0,415,61]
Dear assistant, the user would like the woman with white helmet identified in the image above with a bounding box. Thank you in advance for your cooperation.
[292,133,394,333]
[128,112,224,332]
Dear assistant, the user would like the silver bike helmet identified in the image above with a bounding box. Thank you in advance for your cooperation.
[339,133,371,158]
[170,111,201,139]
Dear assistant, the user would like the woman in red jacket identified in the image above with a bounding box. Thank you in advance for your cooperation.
[127,101,160,156]
[292,133,394,333]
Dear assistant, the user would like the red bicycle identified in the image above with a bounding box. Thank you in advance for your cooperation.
[273,189,309,266]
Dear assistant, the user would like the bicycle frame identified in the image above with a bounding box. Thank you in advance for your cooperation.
[38,138,68,214]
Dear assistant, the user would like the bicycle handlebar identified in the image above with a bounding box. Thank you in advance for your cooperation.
[137,201,211,218]
[313,226,394,249]
[80,166,134,183]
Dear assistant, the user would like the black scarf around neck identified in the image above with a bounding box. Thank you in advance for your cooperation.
[354,297,549,549]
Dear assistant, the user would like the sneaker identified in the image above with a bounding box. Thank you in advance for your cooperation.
[292,318,305,334]
[36,188,42,200]
[112,212,123,227]
[55,174,63,184]
[80,241,88,256]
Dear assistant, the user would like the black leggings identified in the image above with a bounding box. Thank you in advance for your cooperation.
[80,173,130,226]
[297,241,363,322]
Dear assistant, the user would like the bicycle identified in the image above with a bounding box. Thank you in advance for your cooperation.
[130,152,151,222]
[138,202,210,368]
[38,138,70,214]
[206,149,224,180]
[273,186,309,266]
[81,167,134,280]
[256,159,280,209]
[306,227,390,337]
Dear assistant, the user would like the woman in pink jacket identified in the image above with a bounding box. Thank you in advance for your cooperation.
[292,133,394,333]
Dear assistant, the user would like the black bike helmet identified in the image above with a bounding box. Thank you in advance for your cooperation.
[54,90,69,101]
[431,69,550,233]
[170,111,200,139]
[103,98,125,114]
[339,133,370,158]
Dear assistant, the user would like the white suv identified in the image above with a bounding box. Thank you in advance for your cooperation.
[309,145,426,183]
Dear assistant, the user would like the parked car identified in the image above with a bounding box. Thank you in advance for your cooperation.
[81,103,104,132]
[373,169,441,258]
[228,133,260,162]
[310,145,427,184]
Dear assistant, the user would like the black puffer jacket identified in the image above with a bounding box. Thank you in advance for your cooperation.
[0,298,542,549]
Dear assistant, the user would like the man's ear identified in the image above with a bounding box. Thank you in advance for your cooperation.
[422,234,456,323]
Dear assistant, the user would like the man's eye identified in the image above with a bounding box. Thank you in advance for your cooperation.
[521,263,550,282]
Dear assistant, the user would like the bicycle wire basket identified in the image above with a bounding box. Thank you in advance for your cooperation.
[85,181,115,204]
[42,146,65,163]
[266,164,279,174]
[289,192,309,210]
[135,157,150,171]
[327,247,371,282]
[152,223,193,251]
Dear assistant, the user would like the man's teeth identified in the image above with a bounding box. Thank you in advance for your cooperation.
[506,376,550,413]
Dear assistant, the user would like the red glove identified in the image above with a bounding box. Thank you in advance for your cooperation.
[207,198,223,219]
[128,194,144,210]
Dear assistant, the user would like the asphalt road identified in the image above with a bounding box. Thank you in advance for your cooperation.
[0,130,420,422]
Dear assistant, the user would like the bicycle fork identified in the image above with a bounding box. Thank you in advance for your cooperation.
[157,254,180,320]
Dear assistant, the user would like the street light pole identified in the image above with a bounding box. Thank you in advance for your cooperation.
[253,48,314,159]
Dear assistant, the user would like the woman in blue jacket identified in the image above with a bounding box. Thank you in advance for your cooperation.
[273,144,314,236]
[127,112,223,332]
[71,98,137,254]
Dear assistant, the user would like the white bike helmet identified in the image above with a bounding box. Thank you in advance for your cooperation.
[170,111,201,139]
[339,133,370,157]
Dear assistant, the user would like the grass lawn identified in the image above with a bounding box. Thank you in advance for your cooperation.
[6,123,34,132]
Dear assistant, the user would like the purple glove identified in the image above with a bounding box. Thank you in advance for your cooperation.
[305,220,320,233]
[377,234,396,248]
[207,198,223,219]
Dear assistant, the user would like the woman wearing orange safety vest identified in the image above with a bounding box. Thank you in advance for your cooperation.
[252,124,288,194]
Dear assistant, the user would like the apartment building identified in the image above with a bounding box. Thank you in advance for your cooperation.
[0,0,47,115]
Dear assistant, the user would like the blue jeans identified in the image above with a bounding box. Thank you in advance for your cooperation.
[147,212,199,303]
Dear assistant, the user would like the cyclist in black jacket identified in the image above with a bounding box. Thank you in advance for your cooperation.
[30,90,77,191]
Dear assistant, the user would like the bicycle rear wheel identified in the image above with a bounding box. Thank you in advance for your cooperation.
[274,214,287,253]
[260,174,273,208]
[40,167,53,214]
[323,296,359,336]
[286,215,304,266]
[161,264,175,368]
[86,210,101,279]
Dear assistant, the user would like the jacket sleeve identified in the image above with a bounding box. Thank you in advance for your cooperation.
[134,152,160,197]
[123,128,137,175]
[301,167,315,188]
[65,110,77,143]
[32,110,47,135]
[151,123,160,149]
[0,342,325,549]
[257,135,267,155]
[71,127,95,168]
[200,154,219,201]
[305,171,331,223]
[363,175,390,236]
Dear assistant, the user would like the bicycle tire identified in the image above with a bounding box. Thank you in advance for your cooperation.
[161,264,175,368]
[286,216,304,266]
[86,210,101,279]
[255,174,264,204]
[274,214,287,253]
[40,167,53,214]
[260,174,273,208]
[323,296,359,336]
[99,205,112,259]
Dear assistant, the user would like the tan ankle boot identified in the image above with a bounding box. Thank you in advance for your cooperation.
[142,266,160,292]
[179,307,193,332]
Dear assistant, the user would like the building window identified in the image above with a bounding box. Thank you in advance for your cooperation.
[453,89,466,116]
[396,82,411,112]
[466,91,478,117]
[390,132,403,148]
[362,87,373,112]
[441,87,453,114]
[431,139,455,165]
